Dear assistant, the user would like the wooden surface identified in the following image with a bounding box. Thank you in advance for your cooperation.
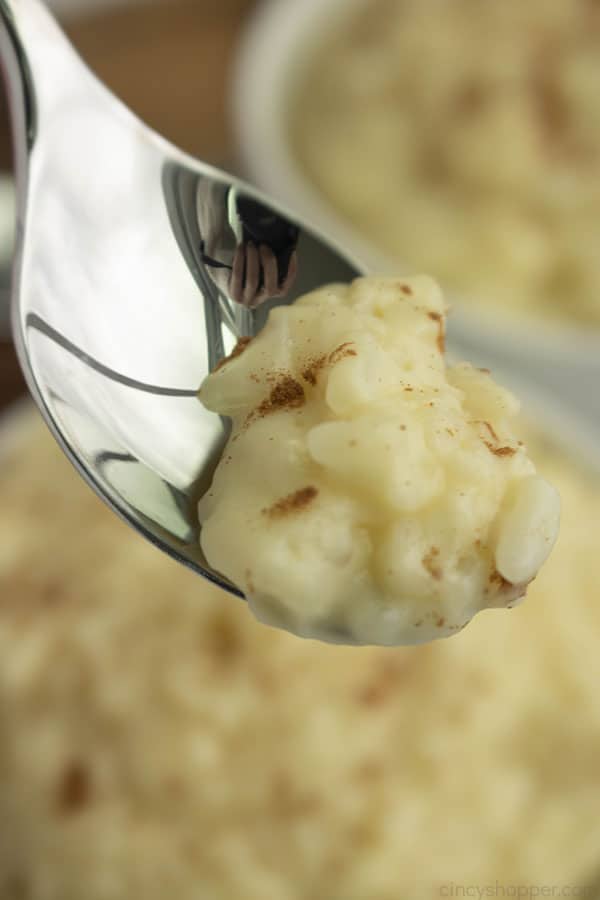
[0,0,258,414]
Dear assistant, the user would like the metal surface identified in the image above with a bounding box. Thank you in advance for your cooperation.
[0,0,362,594]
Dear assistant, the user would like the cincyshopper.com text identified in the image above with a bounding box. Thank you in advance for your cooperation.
[440,882,594,898]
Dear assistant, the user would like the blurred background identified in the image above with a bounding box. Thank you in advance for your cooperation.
[0,0,259,412]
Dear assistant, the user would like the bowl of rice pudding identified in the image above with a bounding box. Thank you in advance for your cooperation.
[0,372,599,897]
[232,0,600,428]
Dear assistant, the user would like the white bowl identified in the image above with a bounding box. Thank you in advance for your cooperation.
[232,0,600,440]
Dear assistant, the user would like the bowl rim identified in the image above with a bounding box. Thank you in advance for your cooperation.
[232,0,600,367]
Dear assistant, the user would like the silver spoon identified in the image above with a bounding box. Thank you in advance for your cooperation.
[0,0,362,595]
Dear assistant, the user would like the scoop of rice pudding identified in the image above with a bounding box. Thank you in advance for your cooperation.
[199,276,559,645]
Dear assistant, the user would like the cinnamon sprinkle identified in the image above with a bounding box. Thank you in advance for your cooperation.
[422,547,442,581]
[482,421,499,442]
[479,422,516,457]
[428,312,445,353]
[302,342,357,386]
[256,376,305,417]
[302,356,327,386]
[483,441,517,458]
[213,337,252,372]
[263,486,318,519]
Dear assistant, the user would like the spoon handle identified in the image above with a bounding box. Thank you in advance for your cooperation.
[0,0,104,168]
[0,0,81,195]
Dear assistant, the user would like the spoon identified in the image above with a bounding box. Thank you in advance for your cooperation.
[0,0,362,595]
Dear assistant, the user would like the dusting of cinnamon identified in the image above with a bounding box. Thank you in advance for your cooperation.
[473,421,517,457]
[301,356,327,386]
[301,341,357,386]
[483,440,517,458]
[213,337,252,372]
[422,547,442,581]
[254,376,305,420]
[400,284,413,296]
[428,311,446,353]
[264,486,318,519]
[330,342,357,364]
[482,421,500,442]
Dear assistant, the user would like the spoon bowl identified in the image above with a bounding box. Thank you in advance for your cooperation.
[0,0,362,594]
